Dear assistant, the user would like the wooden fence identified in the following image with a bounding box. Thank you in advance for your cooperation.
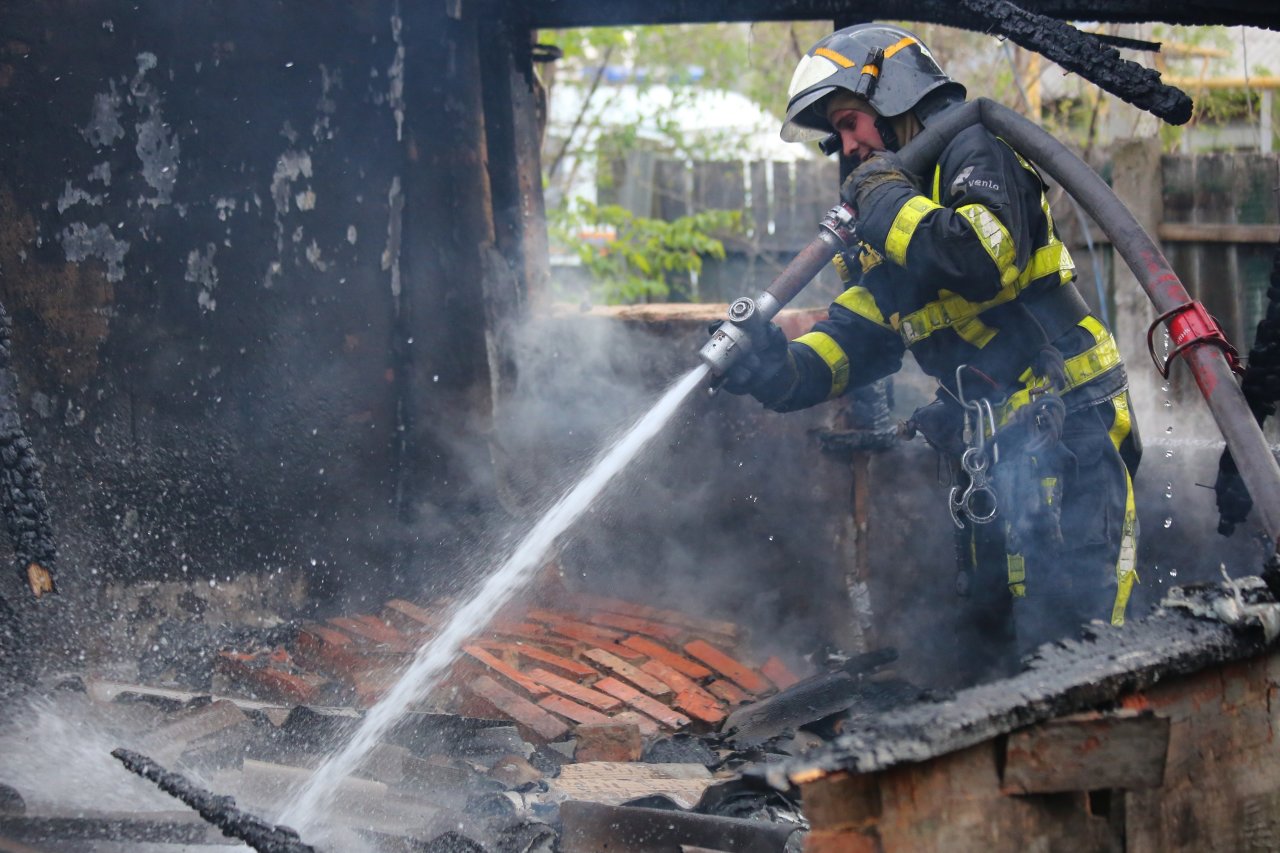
[595,150,1280,334]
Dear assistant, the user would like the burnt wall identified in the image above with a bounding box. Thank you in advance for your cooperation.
[0,0,504,627]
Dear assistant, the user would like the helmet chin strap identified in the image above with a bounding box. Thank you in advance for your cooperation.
[874,116,901,153]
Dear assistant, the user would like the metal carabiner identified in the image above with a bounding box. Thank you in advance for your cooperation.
[949,484,967,529]
[962,479,999,524]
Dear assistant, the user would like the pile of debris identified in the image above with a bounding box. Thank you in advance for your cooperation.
[211,591,804,743]
[0,586,835,851]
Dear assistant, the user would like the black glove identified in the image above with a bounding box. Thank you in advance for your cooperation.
[839,151,914,213]
[1215,449,1252,536]
[839,152,919,255]
[710,321,797,408]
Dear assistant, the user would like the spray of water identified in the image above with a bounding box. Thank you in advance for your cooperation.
[279,365,710,836]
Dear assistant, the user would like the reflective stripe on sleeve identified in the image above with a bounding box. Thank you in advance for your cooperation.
[794,331,851,399]
[834,286,893,330]
[884,196,943,266]
[956,203,1018,286]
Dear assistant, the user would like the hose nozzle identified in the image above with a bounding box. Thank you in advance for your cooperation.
[699,294,778,377]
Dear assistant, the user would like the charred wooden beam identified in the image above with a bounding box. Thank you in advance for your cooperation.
[110,749,316,853]
[953,0,1192,124]
[520,0,1276,30]
[0,299,56,599]
[781,580,1280,786]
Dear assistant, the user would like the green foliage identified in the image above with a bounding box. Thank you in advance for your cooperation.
[551,202,744,304]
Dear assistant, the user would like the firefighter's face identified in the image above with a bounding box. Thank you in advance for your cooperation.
[828,108,885,162]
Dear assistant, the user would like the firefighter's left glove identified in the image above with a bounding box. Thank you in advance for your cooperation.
[839,152,919,256]
[713,321,799,410]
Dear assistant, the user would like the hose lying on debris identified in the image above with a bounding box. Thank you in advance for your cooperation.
[112,749,317,853]
[898,98,1280,557]
[0,299,56,598]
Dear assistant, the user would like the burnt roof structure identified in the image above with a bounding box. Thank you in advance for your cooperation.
[779,578,1280,784]
[517,0,1276,28]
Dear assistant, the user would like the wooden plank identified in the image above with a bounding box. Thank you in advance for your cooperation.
[1157,222,1280,243]
[749,160,770,246]
[1001,710,1170,794]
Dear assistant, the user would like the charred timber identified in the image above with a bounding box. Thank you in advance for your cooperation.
[953,0,1192,124]
[0,300,56,596]
[519,0,1277,31]
[778,581,1280,785]
[111,749,316,853]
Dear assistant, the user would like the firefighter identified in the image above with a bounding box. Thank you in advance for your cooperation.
[727,23,1141,680]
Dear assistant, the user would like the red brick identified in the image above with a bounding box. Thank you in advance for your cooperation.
[583,649,673,699]
[328,616,414,653]
[350,668,398,707]
[484,624,578,654]
[478,641,598,679]
[294,624,387,681]
[526,610,626,642]
[761,655,803,690]
[574,721,643,762]
[586,611,683,641]
[684,640,769,694]
[462,645,549,698]
[621,636,712,679]
[525,668,621,711]
[674,688,727,725]
[537,620,627,648]
[570,593,740,639]
[639,659,699,695]
[612,710,660,737]
[707,679,750,705]
[382,598,438,633]
[549,627,644,660]
[538,694,611,725]
[468,675,570,743]
[215,652,325,705]
[594,678,690,730]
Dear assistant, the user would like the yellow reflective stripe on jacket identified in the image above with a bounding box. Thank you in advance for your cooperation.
[997,316,1122,422]
[1007,552,1026,597]
[885,196,943,266]
[892,241,1073,346]
[956,204,1018,287]
[891,157,1076,348]
[1108,391,1139,626]
[835,286,893,330]
[794,331,851,399]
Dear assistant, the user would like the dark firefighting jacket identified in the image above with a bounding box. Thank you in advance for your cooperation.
[769,122,1126,415]
[763,119,1141,626]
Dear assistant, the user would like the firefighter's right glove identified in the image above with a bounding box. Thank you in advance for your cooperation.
[839,152,920,260]
[711,321,799,410]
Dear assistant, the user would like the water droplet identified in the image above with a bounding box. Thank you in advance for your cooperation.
[1164,449,1174,459]
[767,535,775,541]
[1163,517,1173,528]
[1169,567,1178,578]
[1163,399,1172,408]
[1165,425,1174,434]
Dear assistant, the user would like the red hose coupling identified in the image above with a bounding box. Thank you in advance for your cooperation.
[1147,300,1242,380]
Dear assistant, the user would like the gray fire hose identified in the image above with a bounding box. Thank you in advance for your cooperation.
[699,96,1280,554]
